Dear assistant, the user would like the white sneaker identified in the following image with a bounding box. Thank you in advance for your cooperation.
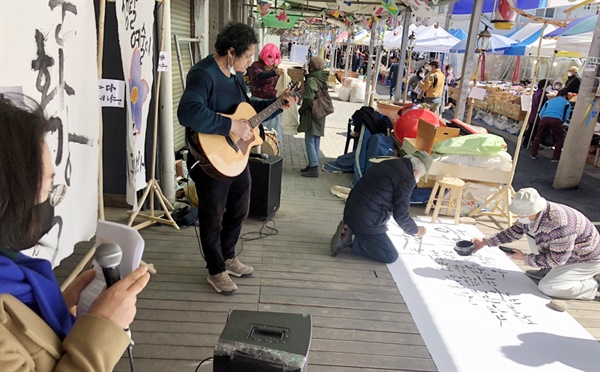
[225,257,254,277]
[207,272,237,295]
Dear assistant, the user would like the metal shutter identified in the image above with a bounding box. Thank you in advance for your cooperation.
[171,0,192,152]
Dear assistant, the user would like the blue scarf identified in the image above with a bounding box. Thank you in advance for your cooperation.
[0,252,75,340]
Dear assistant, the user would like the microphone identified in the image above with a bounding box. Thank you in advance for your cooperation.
[95,242,123,288]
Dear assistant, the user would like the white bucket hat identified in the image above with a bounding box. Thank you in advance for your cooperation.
[509,188,547,216]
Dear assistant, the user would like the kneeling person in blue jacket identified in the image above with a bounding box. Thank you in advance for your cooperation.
[331,151,432,263]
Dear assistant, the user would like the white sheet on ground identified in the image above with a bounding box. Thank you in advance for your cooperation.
[386,219,600,372]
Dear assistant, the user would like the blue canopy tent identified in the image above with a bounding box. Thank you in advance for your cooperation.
[503,27,550,55]
[545,14,598,38]
[449,28,468,40]
[452,0,550,14]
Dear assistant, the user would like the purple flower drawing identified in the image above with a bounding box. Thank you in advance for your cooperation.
[129,48,149,138]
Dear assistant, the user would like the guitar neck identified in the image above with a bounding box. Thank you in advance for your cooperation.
[248,97,287,128]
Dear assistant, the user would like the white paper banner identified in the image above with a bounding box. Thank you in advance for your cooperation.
[0,1,100,266]
[115,0,155,205]
[387,220,600,371]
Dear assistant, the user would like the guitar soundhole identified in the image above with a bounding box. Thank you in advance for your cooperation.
[235,134,255,155]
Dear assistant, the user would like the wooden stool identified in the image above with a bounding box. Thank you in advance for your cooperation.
[425,176,466,225]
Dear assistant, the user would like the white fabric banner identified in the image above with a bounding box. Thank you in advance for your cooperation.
[0,0,100,266]
[387,220,600,371]
[115,0,155,205]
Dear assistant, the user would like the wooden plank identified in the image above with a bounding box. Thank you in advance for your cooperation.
[312,327,426,345]
[311,339,431,358]
[309,351,437,372]
[259,270,398,287]
[259,277,400,295]
[260,285,405,304]
[259,294,410,313]
[259,304,415,322]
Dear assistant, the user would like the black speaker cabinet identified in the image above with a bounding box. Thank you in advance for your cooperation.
[248,156,282,220]
[213,310,312,372]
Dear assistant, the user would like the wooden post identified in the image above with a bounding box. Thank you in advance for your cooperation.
[97,0,106,221]
[466,52,483,124]
[127,0,179,230]
[454,0,483,121]
[403,51,412,103]
[554,17,600,189]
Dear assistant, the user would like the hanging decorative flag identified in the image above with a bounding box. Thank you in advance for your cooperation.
[258,1,271,17]
[336,0,352,7]
[275,9,288,22]
[386,16,394,28]
[371,6,385,16]
[409,0,435,18]
[381,0,400,16]
[330,10,340,18]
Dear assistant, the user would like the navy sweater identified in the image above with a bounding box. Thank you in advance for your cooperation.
[344,158,418,235]
[177,55,275,136]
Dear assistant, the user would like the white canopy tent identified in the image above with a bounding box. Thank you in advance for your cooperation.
[383,24,417,49]
[412,24,460,53]
[525,32,594,57]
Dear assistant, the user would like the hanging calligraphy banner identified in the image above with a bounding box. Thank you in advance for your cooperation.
[0,0,100,266]
[115,0,155,206]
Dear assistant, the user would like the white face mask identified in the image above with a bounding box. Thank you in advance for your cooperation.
[448,70,453,74]
[517,216,531,224]
[567,72,572,77]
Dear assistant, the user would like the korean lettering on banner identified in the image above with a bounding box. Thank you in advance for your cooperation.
[115,0,155,206]
[98,79,125,107]
[394,225,537,328]
[0,0,101,266]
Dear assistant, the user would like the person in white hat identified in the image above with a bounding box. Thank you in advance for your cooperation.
[472,188,600,300]
[330,151,432,263]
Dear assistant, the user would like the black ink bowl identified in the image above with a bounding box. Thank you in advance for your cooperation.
[454,240,476,256]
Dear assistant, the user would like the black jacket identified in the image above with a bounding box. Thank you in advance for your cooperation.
[565,74,581,94]
[344,158,418,235]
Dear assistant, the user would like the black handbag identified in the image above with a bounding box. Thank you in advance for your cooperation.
[311,85,334,119]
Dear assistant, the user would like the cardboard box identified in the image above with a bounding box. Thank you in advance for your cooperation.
[415,119,460,154]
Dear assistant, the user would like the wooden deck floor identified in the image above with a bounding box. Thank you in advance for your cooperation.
[53,92,598,371]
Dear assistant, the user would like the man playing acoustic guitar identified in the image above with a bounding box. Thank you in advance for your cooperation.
[178,22,297,295]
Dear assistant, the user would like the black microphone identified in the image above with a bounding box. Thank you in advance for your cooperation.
[95,242,123,288]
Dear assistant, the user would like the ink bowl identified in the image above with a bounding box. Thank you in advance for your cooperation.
[454,240,476,256]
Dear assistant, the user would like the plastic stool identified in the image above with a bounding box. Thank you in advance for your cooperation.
[425,176,465,225]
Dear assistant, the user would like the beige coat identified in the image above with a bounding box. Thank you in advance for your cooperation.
[418,68,445,99]
[0,294,130,371]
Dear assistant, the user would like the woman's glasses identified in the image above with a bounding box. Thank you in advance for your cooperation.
[48,184,67,206]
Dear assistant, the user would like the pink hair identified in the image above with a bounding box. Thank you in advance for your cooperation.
[259,43,281,66]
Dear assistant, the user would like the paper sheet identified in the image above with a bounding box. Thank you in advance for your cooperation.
[386,220,600,371]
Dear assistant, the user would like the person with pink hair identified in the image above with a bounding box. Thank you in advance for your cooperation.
[248,43,285,146]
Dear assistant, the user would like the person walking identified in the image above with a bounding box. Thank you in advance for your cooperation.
[298,57,329,178]
[418,60,444,116]
[408,69,424,103]
[389,56,399,99]
[530,89,570,162]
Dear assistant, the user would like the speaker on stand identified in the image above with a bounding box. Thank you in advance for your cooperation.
[248,155,283,220]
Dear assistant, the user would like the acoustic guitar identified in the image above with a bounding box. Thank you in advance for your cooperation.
[188,82,301,179]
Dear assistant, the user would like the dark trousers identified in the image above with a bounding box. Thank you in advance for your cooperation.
[187,157,251,275]
[530,117,564,159]
[351,232,399,264]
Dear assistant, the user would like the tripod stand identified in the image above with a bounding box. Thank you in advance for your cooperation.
[127,0,179,231]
